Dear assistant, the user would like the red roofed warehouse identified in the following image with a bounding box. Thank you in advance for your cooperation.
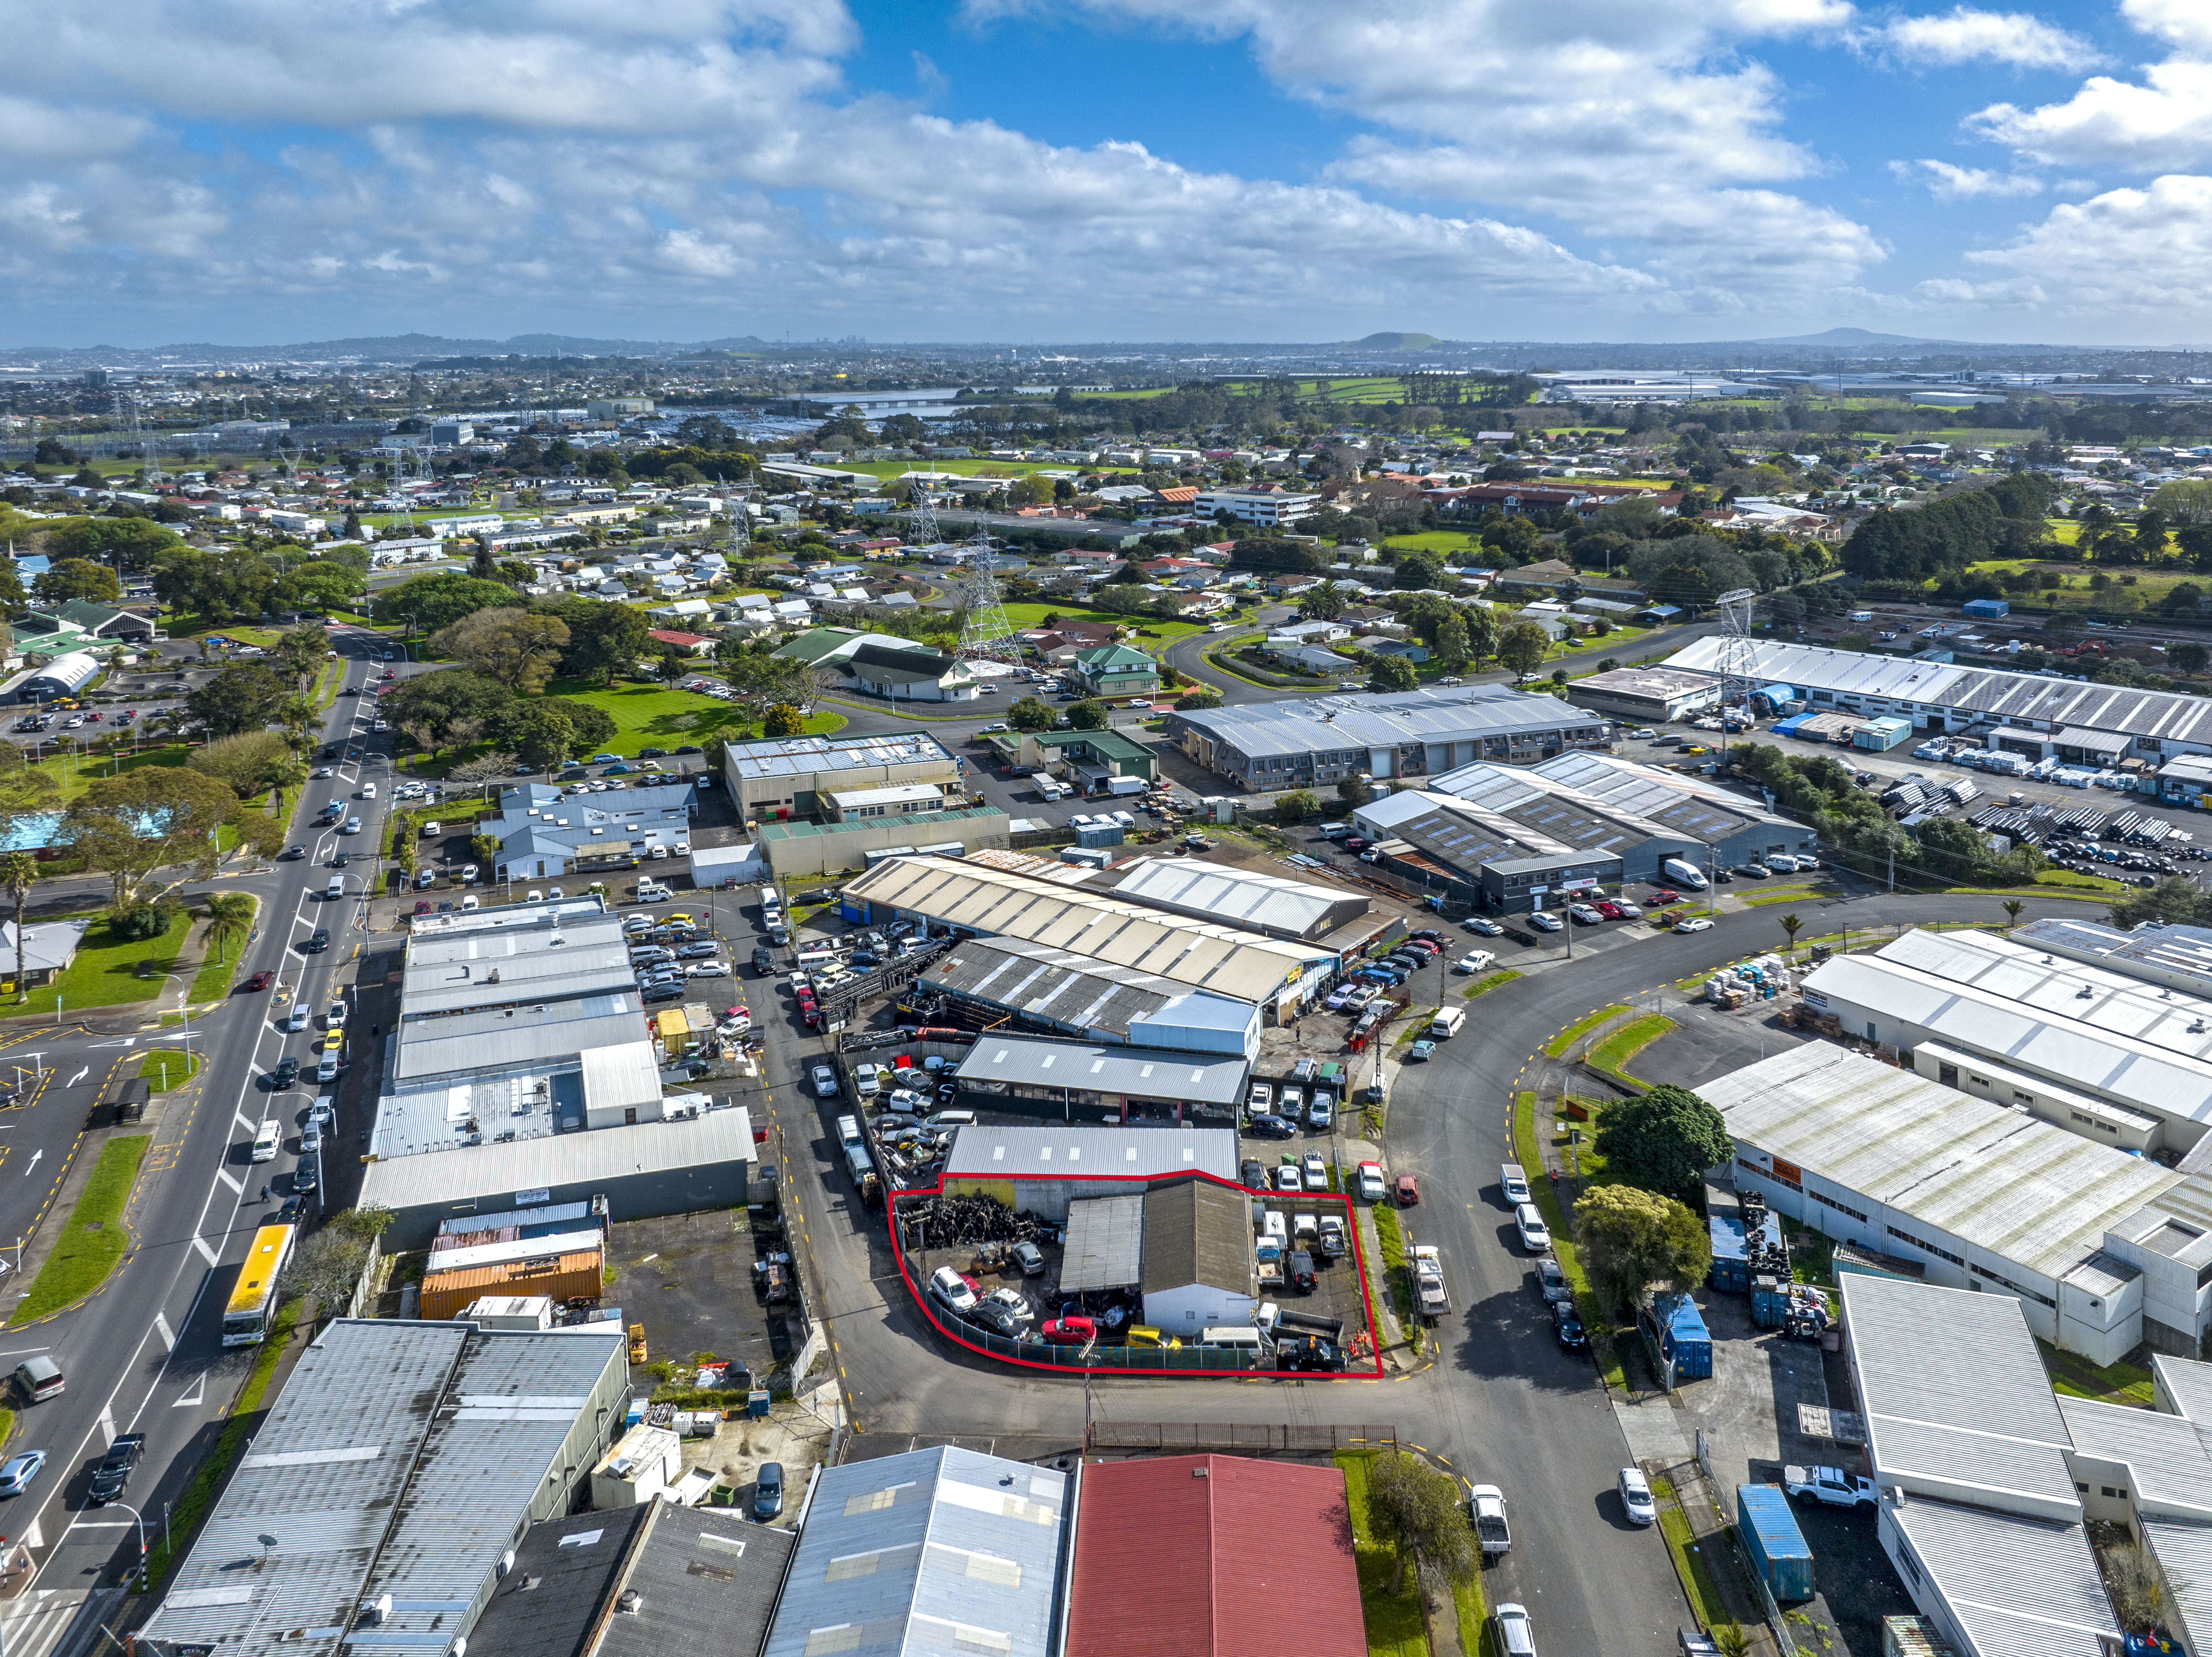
[1066,1454,1366,1657]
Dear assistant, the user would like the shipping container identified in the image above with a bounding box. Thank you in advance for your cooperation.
[1709,1213,1750,1294]
[1854,716,1915,752]
[1737,1484,1815,1603]
[1646,1291,1713,1380]
[419,1247,604,1320]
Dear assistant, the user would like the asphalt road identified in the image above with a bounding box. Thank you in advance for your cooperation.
[0,624,403,1648]
[760,879,2114,1657]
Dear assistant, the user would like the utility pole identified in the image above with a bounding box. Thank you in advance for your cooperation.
[1887,845,1895,893]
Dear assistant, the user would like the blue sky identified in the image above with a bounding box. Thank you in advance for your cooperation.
[3,0,2209,347]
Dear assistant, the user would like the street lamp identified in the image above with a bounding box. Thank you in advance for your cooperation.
[159,970,196,1066]
[106,1499,148,1587]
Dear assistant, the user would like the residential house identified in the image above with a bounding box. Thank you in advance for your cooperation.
[1072,643,1161,697]
[646,629,716,658]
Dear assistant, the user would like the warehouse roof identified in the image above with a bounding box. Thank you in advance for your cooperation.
[719,730,956,784]
[1666,635,2212,751]
[924,935,1207,1035]
[845,856,1329,1001]
[1067,1456,1366,1657]
[757,805,1004,844]
[403,910,636,1019]
[1426,759,1678,857]
[954,1035,1248,1107]
[393,997,643,1082]
[1802,927,2212,1127]
[145,1321,625,1657]
[2018,916,2212,999]
[1099,857,1369,940]
[943,1123,1239,1183]
[1060,1193,1145,1291]
[1528,751,1799,841]
[1354,790,1572,873]
[1142,1177,1253,1297]
[1566,665,1720,705]
[360,1107,753,1214]
[761,1447,1067,1657]
[1885,1497,2116,1657]
[1706,1045,2184,1283]
[1167,683,1605,759]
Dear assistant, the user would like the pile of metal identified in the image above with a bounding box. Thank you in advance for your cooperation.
[896,1194,1046,1252]
[2109,809,2176,847]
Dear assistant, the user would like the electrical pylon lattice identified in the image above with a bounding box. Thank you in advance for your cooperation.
[956,549,1023,667]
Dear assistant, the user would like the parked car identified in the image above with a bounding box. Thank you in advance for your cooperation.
[0,1450,45,1497]
[1300,1152,1327,1190]
[1528,911,1562,932]
[1514,1203,1551,1252]
[927,1266,978,1314]
[1494,1604,1537,1657]
[1241,1158,1267,1190]
[1407,1039,1437,1061]
[1354,1162,1387,1201]
[1272,1164,1302,1192]
[1462,916,1504,936]
[809,1064,840,1099]
[1247,1112,1297,1139]
[1674,917,1713,934]
[1618,1468,1656,1525]
[1551,1298,1587,1348]
[1043,1316,1098,1345]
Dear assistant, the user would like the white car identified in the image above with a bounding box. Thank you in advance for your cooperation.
[1514,1203,1550,1252]
[316,1053,339,1083]
[1354,1161,1386,1201]
[326,999,347,1030]
[340,817,362,835]
[284,1005,310,1033]
[1618,1468,1656,1526]
[685,961,728,978]
[1673,916,1713,934]
[461,865,480,884]
[1610,899,1643,918]
[1301,1151,1328,1190]
[1126,698,1151,709]
[1528,911,1562,932]
[421,820,442,837]
[1567,903,1605,925]
[1453,951,1496,974]
[809,1064,840,1099]
[1274,1164,1302,1192]
[1494,1604,1537,1657]
[928,1266,978,1314]
[854,1062,882,1094]
[1626,727,1656,739]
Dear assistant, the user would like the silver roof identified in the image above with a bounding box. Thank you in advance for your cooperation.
[1355,789,1570,867]
[2019,916,2212,998]
[1426,759,1676,857]
[359,1107,753,1213]
[1168,682,1604,760]
[953,1035,1248,1107]
[2059,1396,2212,1522]
[943,1123,1239,1182]
[1059,1193,1145,1290]
[924,936,1250,1039]
[392,997,643,1082]
[1708,1045,2184,1283]
[146,1320,624,1657]
[762,1446,1067,1657]
[720,730,956,783]
[1101,857,1368,940]
[1886,1497,2116,1657]
[402,910,637,1020]
[1529,751,1797,841]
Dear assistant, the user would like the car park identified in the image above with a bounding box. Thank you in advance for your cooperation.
[1043,1316,1098,1345]
[1528,911,1562,932]
[1300,1152,1327,1190]
[1241,1158,1267,1189]
[1735,862,1770,879]
[1567,903,1604,924]
[1308,1093,1333,1130]
[1453,951,1496,974]
[1247,1112,1297,1139]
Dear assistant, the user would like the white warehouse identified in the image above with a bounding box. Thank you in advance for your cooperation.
[1704,1045,2212,1363]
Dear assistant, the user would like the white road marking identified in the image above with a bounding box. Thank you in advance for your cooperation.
[152,1312,173,1350]
[172,1373,204,1408]
[62,1067,86,1088]
[193,1232,219,1264]
[95,1405,114,1448]
[22,1149,39,1177]
[212,1167,241,1195]
[65,1521,132,1532]
[235,1110,258,1134]
[23,1519,43,1550]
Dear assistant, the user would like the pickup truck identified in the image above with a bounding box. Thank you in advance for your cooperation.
[88,1434,145,1505]
[1783,1464,1876,1509]
[1317,1215,1348,1259]
[1412,1244,1449,1318]
[1468,1484,1510,1555]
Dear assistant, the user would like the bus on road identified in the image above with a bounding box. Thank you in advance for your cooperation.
[221,1223,296,1347]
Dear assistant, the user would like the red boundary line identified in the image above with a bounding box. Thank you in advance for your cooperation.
[886,1170,1388,1379]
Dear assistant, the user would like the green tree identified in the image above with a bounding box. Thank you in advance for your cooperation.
[285,560,368,612]
[2003,898,2025,929]
[382,670,512,755]
[269,624,330,684]
[184,662,291,738]
[1367,655,1419,693]
[2109,876,2212,930]
[1273,788,1319,825]
[1391,552,1441,591]
[150,543,280,622]
[1298,586,1346,622]
[1779,912,1802,956]
[197,890,257,963]
[2151,478,2212,526]
[280,1204,395,1323]
[1007,696,1055,732]
[763,702,805,738]
[1461,600,1498,666]
[64,767,241,916]
[0,749,59,876]
[32,557,122,606]
[2172,640,2209,676]
[1594,1084,1732,1198]
[1497,621,1551,681]
[428,608,571,693]
[1065,698,1109,730]
[0,851,36,1003]
[536,596,651,684]
[1176,686,1222,710]
[372,571,521,635]
[187,730,300,798]
[491,702,586,772]
[1434,611,1470,671]
[1576,1184,1713,1315]
[1365,1451,1480,1595]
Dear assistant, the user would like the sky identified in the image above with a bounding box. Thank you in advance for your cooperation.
[3,0,2209,348]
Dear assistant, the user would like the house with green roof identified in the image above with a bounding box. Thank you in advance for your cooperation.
[1071,642,1160,697]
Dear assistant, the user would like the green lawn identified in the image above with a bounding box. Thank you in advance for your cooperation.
[414,680,850,769]
[187,895,257,1004]
[1587,1014,1675,1082]
[1372,1202,1414,1321]
[1461,969,1522,1000]
[9,1134,151,1324]
[1334,1452,1432,1657]
[43,909,195,1013]
[994,601,1212,646]
[139,1048,200,1090]
[1650,1473,1734,1633]
[1544,1005,1629,1057]
[27,743,189,809]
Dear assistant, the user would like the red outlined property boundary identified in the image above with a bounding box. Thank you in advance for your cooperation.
[887,1170,1388,1380]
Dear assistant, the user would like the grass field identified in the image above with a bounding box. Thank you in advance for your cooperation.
[23,742,189,809]
[994,601,1213,646]
[506,681,847,759]
[43,909,194,1013]
[1371,1201,1413,1322]
[9,1134,151,1324]
[1333,1451,1432,1657]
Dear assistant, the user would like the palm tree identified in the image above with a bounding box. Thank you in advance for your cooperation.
[2003,898,2025,930]
[1780,913,1803,958]
[198,892,257,966]
[0,852,36,1004]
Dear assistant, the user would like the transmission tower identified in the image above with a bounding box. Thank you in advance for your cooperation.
[956,544,1023,668]
[905,472,941,550]
[1711,587,1763,760]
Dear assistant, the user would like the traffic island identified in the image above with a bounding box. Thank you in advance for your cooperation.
[6,1133,151,1326]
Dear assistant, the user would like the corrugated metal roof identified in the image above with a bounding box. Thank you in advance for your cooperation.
[1887,1497,2116,1657]
[1354,790,1571,872]
[923,937,1200,1037]
[2059,1397,2212,1521]
[392,1000,643,1082]
[954,1036,1248,1107]
[943,1124,1238,1182]
[1428,759,1677,856]
[719,730,957,783]
[1059,1193,1145,1290]
[1142,1178,1252,1297]
[1066,1456,1365,1657]
[2158,1352,2212,1423]
[1530,750,1796,842]
[2141,1520,2212,1652]
[1102,859,1367,941]
[402,912,638,1020]
[359,1107,752,1213]
[146,1321,623,1657]
[1708,1046,2182,1282]
[760,1446,1067,1657]
[1167,683,1604,760]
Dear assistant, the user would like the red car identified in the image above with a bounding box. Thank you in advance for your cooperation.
[242,970,274,992]
[1594,900,1624,920]
[1649,889,1681,905]
[1043,1316,1098,1345]
[1395,1174,1420,1206]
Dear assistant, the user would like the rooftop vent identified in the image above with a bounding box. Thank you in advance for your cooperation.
[361,1593,393,1627]
[617,1590,642,1615]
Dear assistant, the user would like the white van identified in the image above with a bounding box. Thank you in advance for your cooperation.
[1429,1007,1467,1039]
[1261,1210,1288,1247]
[1765,853,1801,873]
[1036,778,1065,802]
[250,1120,281,1162]
[637,881,672,903]
[1660,857,1710,891]
[836,1115,864,1148]
[326,876,346,901]
[1198,1326,1264,1353]
[1319,822,1351,841]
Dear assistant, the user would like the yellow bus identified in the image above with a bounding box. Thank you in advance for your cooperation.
[221,1223,295,1348]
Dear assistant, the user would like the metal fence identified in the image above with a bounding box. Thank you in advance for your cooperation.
[1088,1422,1398,1455]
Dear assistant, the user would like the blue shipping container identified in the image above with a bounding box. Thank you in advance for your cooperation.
[1709,1214,1750,1294]
[1737,1484,1815,1602]
[1963,597,2010,618]
[1651,1291,1713,1381]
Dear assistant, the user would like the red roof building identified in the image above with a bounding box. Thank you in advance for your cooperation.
[647,628,714,653]
[1066,1455,1366,1657]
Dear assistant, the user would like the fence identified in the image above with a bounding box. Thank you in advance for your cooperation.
[1680,1434,1799,1657]
[1087,1422,1399,1456]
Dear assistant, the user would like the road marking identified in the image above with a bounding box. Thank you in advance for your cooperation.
[23,1520,42,1550]
[21,1149,38,1177]
[95,1404,114,1448]
[235,1110,258,1135]
[62,1068,85,1088]
[65,1520,133,1532]
[152,1313,174,1350]
[172,1374,204,1408]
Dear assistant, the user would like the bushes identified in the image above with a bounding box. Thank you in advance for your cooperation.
[107,901,182,942]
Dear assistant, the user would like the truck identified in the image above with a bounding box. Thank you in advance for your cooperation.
[1468,1484,1510,1555]
[1106,775,1145,797]
[1737,1484,1816,1603]
[1317,1215,1347,1259]
[1256,1303,1346,1344]
[1412,1243,1449,1318]
[843,1144,881,1208]
[1784,1465,1876,1510]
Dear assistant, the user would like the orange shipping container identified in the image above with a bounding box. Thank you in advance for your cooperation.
[420,1248,604,1321]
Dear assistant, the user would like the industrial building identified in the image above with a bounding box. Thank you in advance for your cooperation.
[755,805,1010,877]
[487,781,696,880]
[984,727,1158,790]
[1093,857,1370,942]
[923,937,1258,1056]
[717,730,964,824]
[1527,751,1816,869]
[1141,1176,1258,1332]
[1161,683,1612,792]
[1347,788,1622,914]
[760,1447,1069,1657]
[939,1124,1240,1220]
[1564,664,1724,724]
[954,1033,1250,1122]
[1799,924,2212,1154]
[1706,1045,2212,1361]
[466,1497,797,1657]
[1665,635,2212,762]
[842,854,1337,1018]
[1066,1456,1367,1657]
[144,1319,630,1657]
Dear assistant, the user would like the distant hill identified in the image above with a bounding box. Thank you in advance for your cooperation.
[1343,332,1440,351]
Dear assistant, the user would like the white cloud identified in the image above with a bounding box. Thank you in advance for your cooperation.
[1856,8,2099,70]
[1968,173,2212,313]
[1888,157,2045,196]
[1970,0,2212,168]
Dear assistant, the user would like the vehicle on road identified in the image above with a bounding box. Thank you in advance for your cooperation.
[1354,1162,1386,1201]
[243,970,274,993]
[316,1053,339,1084]
[1494,1603,1537,1657]
[1551,1298,1587,1347]
[10,1358,61,1404]
[1412,1244,1448,1316]
[1536,1256,1572,1303]
[1673,917,1713,934]
[1407,1039,1436,1061]
[0,1451,45,1496]
[252,1121,282,1161]
[1469,1484,1510,1554]
[1619,1468,1656,1525]
[304,927,330,952]
[271,1058,299,1090]
[1395,1174,1419,1206]
[87,1434,145,1505]
[1514,1203,1550,1252]
[810,1064,840,1099]
[1783,1465,1877,1509]
[1501,1162,1531,1203]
